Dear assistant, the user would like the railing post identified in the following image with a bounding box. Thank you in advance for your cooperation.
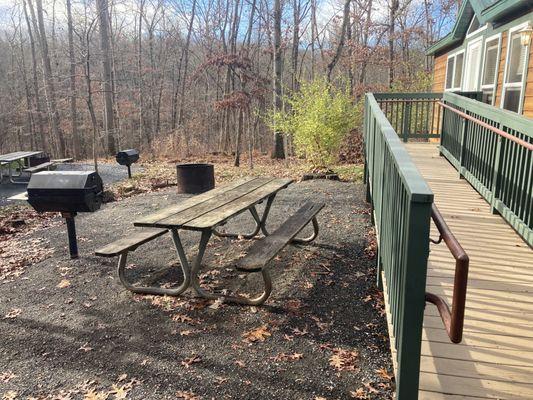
[396,199,432,400]
[490,133,503,215]
[458,114,468,179]
[402,101,412,142]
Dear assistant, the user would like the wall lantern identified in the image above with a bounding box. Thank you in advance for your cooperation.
[520,23,533,47]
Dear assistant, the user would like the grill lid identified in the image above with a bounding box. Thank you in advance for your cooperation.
[27,171,101,190]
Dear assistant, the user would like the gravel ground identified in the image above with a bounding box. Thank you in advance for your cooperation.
[0,162,143,207]
[0,180,393,399]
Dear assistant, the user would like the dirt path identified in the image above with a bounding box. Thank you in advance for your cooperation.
[0,180,393,400]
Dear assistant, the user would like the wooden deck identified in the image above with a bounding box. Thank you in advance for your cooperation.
[387,142,533,399]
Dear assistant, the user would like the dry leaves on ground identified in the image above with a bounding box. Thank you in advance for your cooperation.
[57,279,71,288]
[270,352,304,362]
[181,355,202,368]
[3,309,21,319]
[329,348,359,372]
[242,324,271,343]
[176,390,201,400]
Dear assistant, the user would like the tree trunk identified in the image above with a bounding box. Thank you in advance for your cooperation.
[326,0,351,82]
[388,0,399,88]
[66,0,80,158]
[22,0,45,150]
[28,0,66,156]
[96,0,116,155]
[272,0,285,159]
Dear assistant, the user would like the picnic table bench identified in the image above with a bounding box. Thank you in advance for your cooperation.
[0,152,73,183]
[96,177,324,305]
[0,151,44,183]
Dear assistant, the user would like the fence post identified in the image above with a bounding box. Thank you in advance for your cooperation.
[402,101,412,142]
[458,115,468,179]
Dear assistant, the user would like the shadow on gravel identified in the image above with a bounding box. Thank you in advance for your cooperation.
[0,180,394,399]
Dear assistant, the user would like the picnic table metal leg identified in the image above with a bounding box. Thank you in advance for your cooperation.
[291,217,319,244]
[212,194,276,239]
[190,229,272,305]
[116,229,191,296]
[9,160,27,184]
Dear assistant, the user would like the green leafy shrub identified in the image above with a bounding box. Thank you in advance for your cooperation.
[273,79,359,169]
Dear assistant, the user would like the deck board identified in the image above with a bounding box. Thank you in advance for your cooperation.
[386,143,533,399]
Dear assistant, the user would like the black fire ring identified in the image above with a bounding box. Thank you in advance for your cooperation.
[176,163,215,194]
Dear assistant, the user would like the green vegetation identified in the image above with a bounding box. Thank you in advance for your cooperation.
[272,79,360,170]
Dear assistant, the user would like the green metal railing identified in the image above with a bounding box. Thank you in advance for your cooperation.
[374,93,442,142]
[364,93,434,399]
[440,92,533,247]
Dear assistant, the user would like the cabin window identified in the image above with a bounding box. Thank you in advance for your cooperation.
[481,36,501,105]
[445,51,464,91]
[501,25,530,113]
[463,38,483,91]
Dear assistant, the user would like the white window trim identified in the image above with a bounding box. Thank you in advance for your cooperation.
[500,22,531,114]
[445,49,465,92]
[479,33,502,106]
[462,36,484,91]
[465,18,488,39]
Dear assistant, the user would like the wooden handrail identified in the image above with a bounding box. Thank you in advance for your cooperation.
[438,101,533,151]
[426,204,470,344]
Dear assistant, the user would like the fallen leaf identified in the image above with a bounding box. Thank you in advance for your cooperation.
[117,374,128,382]
[175,390,200,400]
[181,355,202,368]
[84,391,108,400]
[4,309,21,319]
[57,279,71,288]
[329,348,359,372]
[350,388,368,399]
[2,391,18,400]
[271,352,304,362]
[234,360,246,367]
[78,343,93,352]
[0,372,17,383]
[376,367,394,381]
[242,325,271,343]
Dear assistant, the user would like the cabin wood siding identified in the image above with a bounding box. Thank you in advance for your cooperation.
[433,53,448,92]
[523,44,533,117]
[494,31,507,107]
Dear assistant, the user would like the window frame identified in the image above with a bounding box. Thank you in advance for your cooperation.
[445,49,466,92]
[479,33,502,106]
[500,22,531,114]
[462,36,484,91]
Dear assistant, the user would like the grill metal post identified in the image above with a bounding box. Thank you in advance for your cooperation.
[61,212,79,259]
[127,165,132,179]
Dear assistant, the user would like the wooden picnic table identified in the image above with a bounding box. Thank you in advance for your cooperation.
[0,151,44,183]
[132,176,293,302]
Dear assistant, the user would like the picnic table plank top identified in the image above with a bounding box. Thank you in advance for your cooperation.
[185,178,293,229]
[0,151,43,162]
[134,177,293,230]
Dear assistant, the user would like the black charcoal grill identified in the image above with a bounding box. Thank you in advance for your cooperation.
[116,149,139,178]
[27,171,104,259]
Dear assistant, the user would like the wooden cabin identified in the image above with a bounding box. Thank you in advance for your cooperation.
[427,0,533,117]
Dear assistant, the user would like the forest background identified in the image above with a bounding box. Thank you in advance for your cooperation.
[0,0,459,164]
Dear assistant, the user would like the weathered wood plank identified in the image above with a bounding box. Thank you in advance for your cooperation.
[185,178,294,229]
[236,201,324,272]
[154,177,275,228]
[95,228,168,257]
[134,177,258,227]
[24,161,56,173]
